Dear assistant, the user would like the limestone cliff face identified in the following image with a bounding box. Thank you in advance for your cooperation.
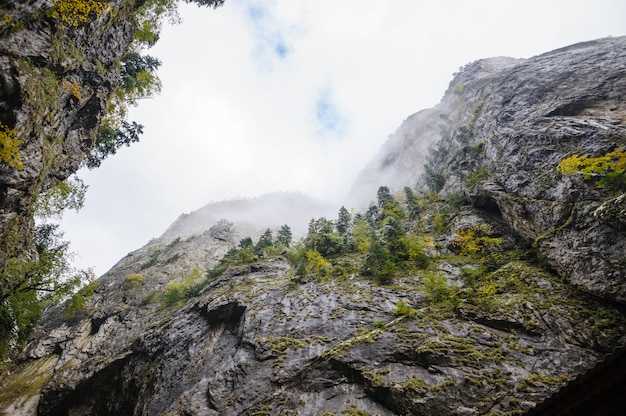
[0,1,138,273]
[2,38,626,416]
[353,38,626,303]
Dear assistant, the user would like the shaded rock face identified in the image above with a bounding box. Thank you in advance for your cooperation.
[2,229,625,415]
[0,1,137,269]
[2,37,626,416]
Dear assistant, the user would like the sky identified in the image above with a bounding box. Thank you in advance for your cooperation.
[58,0,626,276]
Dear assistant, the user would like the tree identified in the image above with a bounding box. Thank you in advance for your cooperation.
[352,217,371,254]
[336,206,352,237]
[377,186,394,209]
[424,166,446,193]
[84,121,143,169]
[34,176,87,220]
[404,187,421,220]
[185,0,226,7]
[254,229,273,256]
[1,224,93,359]
[362,241,395,285]
[382,216,406,255]
[305,218,343,258]
[276,224,292,247]
[239,237,253,249]
[120,52,162,103]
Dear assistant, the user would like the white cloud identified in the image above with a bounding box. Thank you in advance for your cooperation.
[59,0,626,276]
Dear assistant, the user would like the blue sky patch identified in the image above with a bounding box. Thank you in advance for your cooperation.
[315,88,347,137]
[242,0,294,62]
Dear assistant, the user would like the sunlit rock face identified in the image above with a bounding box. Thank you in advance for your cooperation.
[2,37,626,416]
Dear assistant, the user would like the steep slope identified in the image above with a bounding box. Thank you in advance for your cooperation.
[0,0,138,272]
[353,37,626,303]
[1,37,626,416]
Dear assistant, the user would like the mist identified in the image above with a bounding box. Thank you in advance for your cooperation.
[58,0,626,277]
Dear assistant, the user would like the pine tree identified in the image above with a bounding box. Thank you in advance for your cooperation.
[254,229,273,256]
[277,224,292,247]
[336,206,352,237]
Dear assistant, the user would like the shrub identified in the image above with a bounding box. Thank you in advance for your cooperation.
[50,0,110,28]
[559,147,626,192]
[401,234,430,269]
[306,250,330,277]
[64,280,99,318]
[452,224,502,259]
[393,300,417,318]
[163,281,186,306]
[402,374,428,390]
[61,78,82,99]
[124,274,144,289]
[0,121,23,170]
[422,271,456,304]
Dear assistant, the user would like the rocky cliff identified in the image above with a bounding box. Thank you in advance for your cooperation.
[0,0,139,270]
[1,36,626,416]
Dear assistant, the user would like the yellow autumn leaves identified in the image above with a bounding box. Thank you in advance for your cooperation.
[50,0,110,28]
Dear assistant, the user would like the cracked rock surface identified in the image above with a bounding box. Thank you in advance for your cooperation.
[2,37,626,416]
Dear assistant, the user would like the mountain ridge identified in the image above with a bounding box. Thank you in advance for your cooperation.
[1,36,626,415]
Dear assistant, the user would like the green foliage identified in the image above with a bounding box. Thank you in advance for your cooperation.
[0,121,23,170]
[431,212,448,234]
[559,147,626,192]
[162,281,186,306]
[376,186,394,209]
[401,234,430,269]
[382,215,406,251]
[254,229,273,256]
[362,370,385,387]
[352,217,371,254]
[424,167,446,193]
[465,167,489,187]
[34,176,87,220]
[402,374,428,389]
[468,141,485,159]
[305,250,330,277]
[305,217,344,257]
[1,224,93,358]
[186,0,226,7]
[85,121,143,169]
[517,373,569,390]
[404,187,421,220]
[124,273,144,289]
[361,241,395,284]
[63,280,98,318]
[422,271,457,307]
[341,406,373,416]
[393,300,417,318]
[161,268,204,307]
[120,52,162,102]
[260,334,307,355]
[336,206,352,245]
[276,224,292,247]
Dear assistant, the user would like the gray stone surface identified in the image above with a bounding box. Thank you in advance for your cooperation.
[1,17,625,416]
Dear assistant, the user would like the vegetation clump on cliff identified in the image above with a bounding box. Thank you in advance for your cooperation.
[0,0,226,368]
